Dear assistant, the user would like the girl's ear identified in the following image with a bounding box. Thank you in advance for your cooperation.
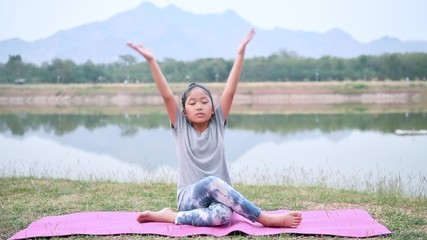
[182,109,186,115]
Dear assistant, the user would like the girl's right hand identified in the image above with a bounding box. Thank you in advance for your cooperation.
[127,43,155,62]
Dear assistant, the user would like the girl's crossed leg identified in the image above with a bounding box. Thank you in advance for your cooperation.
[176,176,261,226]
[137,176,302,228]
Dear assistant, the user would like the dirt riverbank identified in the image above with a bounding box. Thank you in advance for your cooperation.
[1,81,426,114]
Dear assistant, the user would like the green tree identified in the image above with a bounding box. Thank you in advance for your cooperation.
[83,60,105,83]
[48,59,79,83]
[2,55,24,83]
[118,54,137,66]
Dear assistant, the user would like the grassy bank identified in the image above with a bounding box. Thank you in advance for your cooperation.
[1,81,427,96]
[1,178,426,239]
[1,81,427,115]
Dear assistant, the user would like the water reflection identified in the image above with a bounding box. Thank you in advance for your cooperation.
[230,130,426,195]
[0,112,426,196]
[0,135,176,182]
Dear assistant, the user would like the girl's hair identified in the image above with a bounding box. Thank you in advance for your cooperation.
[181,83,214,109]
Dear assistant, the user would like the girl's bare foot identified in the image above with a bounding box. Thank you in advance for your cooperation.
[136,208,177,223]
[257,211,303,228]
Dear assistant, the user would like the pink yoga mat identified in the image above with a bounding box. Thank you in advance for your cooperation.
[8,209,391,239]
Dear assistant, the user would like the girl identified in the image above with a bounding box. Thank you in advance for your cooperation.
[127,29,302,228]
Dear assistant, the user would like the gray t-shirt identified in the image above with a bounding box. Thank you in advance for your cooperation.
[172,106,231,207]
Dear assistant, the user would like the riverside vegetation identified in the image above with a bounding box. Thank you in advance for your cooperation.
[2,52,427,84]
[1,177,426,240]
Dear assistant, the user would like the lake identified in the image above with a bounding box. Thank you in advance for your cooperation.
[1,111,426,196]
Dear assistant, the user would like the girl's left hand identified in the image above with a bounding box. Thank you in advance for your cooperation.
[237,28,256,55]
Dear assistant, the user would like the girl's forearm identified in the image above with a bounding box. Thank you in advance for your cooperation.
[147,59,178,124]
[224,51,245,95]
[223,29,255,102]
[220,50,246,118]
[147,59,175,101]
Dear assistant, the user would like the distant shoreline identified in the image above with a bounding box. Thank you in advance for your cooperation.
[1,81,426,114]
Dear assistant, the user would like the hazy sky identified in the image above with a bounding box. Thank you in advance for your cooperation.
[1,0,426,43]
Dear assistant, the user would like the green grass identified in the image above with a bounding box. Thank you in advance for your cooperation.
[1,177,426,239]
[331,82,370,94]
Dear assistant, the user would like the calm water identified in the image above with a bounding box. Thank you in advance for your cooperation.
[1,112,426,196]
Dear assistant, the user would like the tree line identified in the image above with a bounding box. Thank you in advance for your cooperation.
[1,51,427,84]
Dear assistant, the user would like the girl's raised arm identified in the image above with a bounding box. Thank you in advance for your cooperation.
[220,29,256,119]
[127,43,178,125]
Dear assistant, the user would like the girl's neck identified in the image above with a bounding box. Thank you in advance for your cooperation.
[192,122,209,134]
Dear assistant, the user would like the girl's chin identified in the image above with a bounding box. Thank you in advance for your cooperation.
[190,117,210,123]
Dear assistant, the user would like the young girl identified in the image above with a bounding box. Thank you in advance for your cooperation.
[127,29,302,228]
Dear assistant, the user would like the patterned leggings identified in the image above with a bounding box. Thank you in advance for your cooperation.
[175,176,261,226]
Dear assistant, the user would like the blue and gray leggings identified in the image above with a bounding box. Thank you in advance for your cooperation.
[175,176,261,226]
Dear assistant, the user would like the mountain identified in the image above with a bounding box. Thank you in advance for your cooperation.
[1,2,427,64]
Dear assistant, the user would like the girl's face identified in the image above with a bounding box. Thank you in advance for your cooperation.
[183,87,214,124]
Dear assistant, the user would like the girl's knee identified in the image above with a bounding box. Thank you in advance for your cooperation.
[203,176,228,189]
[203,176,221,183]
[210,203,233,226]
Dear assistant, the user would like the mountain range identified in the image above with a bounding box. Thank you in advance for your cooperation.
[1,2,427,64]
